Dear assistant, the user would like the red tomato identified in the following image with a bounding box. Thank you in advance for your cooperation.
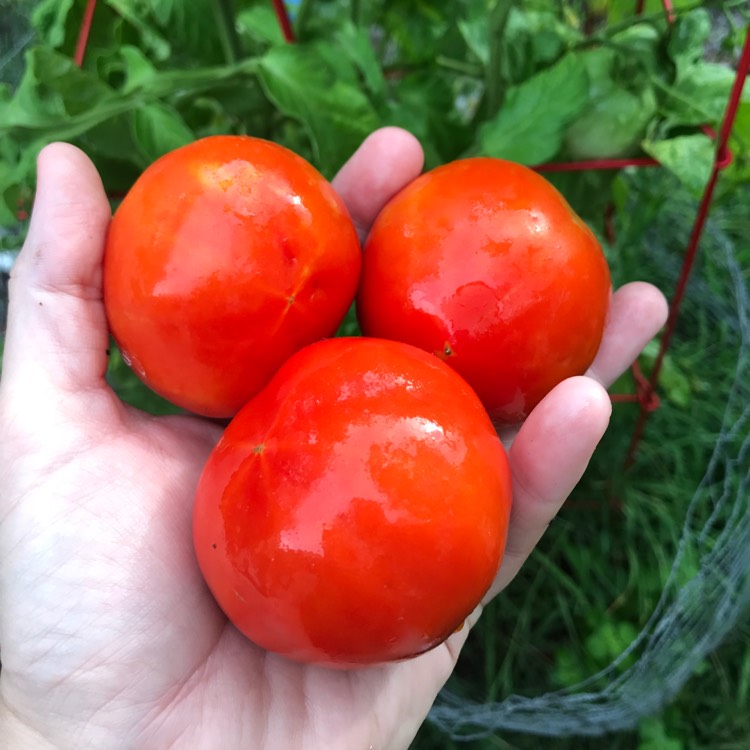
[357,158,612,424]
[193,337,511,667]
[104,135,361,417]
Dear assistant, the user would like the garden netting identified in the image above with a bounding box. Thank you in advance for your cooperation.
[428,181,750,739]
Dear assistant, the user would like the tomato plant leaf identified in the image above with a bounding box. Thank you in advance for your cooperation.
[131,102,194,164]
[334,24,386,99]
[386,71,470,167]
[104,0,172,61]
[237,6,286,47]
[381,0,451,65]
[501,7,583,84]
[257,43,380,174]
[642,133,714,198]
[477,52,588,164]
[30,0,76,49]
[146,0,228,64]
[118,45,158,93]
[667,8,711,79]
[0,47,116,132]
[566,87,656,160]
[457,18,489,66]
[660,62,736,128]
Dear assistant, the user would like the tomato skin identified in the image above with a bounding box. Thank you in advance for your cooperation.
[193,337,511,667]
[357,158,612,424]
[104,135,361,417]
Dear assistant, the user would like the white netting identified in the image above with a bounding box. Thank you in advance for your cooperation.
[428,193,750,739]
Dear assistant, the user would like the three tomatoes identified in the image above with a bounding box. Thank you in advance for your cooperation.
[103,136,611,667]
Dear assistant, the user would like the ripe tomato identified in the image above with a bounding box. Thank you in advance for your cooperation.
[104,135,361,417]
[356,158,612,424]
[193,337,511,667]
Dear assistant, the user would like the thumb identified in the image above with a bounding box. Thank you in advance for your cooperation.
[1,143,112,406]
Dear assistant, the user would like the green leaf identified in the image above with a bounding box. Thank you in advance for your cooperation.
[643,133,714,199]
[566,87,655,160]
[457,17,489,66]
[383,0,451,65]
[578,47,618,99]
[501,7,583,84]
[118,45,158,93]
[0,140,40,228]
[586,620,639,663]
[668,8,711,79]
[105,0,172,61]
[477,53,588,164]
[611,22,666,79]
[146,0,230,64]
[30,0,76,49]
[334,24,386,99]
[257,42,380,174]
[237,5,286,46]
[639,338,695,407]
[130,102,194,164]
[0,47,116,132]
[638,717,685,750]
[387,71,470,167]
[662,62,736,128]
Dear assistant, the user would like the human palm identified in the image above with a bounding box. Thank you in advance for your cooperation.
[0,130,667,749]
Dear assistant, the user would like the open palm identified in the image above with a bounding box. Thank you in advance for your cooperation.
[0,130,667,749]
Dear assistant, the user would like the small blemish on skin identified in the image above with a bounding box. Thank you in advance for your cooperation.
[253,444,265,455]
[212,543,217,550]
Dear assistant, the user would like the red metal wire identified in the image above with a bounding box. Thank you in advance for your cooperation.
[635,0,675,24]
[74,0,98,66]
[271,0,296,43]
[661,0,676,25]
[625,27,750,467]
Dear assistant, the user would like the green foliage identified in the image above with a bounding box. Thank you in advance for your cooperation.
[1,0,747,228]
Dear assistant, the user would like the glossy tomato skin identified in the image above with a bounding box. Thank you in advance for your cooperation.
[193,337,511,668]
[104,135,361,417]
[357,158,612,424]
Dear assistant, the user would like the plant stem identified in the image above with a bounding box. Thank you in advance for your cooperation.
[212,0,243,64]
[351,0,361,27]
[484,0,515,119]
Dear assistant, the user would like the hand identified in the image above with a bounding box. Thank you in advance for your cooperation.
[0,129,668,750]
